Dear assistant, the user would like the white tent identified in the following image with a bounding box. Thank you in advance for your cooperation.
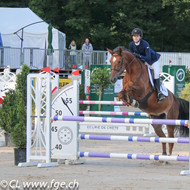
[0,7,66,69]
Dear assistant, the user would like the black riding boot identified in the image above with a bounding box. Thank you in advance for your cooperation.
[154,78,165,103]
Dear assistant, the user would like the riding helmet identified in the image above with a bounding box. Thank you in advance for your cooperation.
[131,28,143,37]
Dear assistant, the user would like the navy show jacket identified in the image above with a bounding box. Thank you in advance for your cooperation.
[129,39,160,65]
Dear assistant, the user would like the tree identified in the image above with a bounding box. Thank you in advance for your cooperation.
[0,65,30,148]
[29,0,64,28]
[11,65,30,148]
[90,67,111,111]
[28,0,118,49]
[0,90,19,133]
[11,92,27,148]
[179,83,190,101]
[185,68,190,83]
[16,64,30,103]
[28,0,166,50]
[113,0,164,51]
[79,83,88,111]
[0,0,29,7]
[1,0,190,52]
[161,0,190,51]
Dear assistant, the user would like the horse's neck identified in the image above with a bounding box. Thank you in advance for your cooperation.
[123,51,150,85]
[125,58,144,83]
[125,59,152,99]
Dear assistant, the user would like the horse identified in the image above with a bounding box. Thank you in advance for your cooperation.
[108,46,189,156]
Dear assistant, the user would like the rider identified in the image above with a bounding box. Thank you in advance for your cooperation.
[129,28,165,103]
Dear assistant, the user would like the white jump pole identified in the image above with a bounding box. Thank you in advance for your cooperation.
[52,116,188,126]
[79,110,149,117]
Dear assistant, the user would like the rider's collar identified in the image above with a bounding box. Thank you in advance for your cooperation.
[135,40,140,46]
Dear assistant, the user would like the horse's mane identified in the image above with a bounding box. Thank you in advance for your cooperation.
[113,46,131,54]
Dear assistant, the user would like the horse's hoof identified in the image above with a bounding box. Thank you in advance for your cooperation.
[118,93,124,100]
[159,160,170,166]
[159,153,170,165]
[160,160,169,165]
[154,160,169,165]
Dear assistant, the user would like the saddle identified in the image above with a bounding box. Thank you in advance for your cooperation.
[144,62,154,79]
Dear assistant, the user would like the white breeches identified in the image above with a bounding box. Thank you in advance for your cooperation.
[150,59,160,79]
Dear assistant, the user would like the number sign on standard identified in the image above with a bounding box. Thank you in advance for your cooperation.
[51,81,79,160]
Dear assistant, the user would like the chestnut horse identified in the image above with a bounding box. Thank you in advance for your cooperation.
[108,46,189,156]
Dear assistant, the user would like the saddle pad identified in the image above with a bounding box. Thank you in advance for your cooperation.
[147,67,168,97]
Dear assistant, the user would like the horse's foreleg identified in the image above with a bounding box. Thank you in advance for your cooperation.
[118,90,128,102]
[152,124,167,155]
[118,88,131,106]
[119,84,134,105]
[166,125,175,155]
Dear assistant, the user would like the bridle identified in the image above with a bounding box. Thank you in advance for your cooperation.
[111,53,143,84]
[111,55,124,72]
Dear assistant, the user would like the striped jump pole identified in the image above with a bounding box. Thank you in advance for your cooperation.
[79,100,127,105]
[52,115,188,126]
[79,152,189,162]
[79,111,149,117]
[79,134,189,144]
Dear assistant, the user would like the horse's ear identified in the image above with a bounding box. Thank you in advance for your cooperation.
[107,48,113,55]
[118,48,122,56]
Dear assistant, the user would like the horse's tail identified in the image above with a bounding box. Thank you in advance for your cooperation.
[177,97,189,137]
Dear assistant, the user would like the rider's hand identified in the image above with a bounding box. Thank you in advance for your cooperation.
[133,52,141,59]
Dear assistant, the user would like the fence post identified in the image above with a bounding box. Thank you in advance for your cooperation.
[0,47,4,68]
[30,48,33,67]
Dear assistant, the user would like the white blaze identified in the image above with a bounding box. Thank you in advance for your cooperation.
[113,57,116,63]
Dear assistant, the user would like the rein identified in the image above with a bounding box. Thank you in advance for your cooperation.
[111,56,136,73]
[134,59,143,84]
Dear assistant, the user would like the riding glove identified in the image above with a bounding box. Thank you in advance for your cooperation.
[133,52,141,59]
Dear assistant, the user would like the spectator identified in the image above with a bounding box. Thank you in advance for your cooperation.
[68,40,77,68]
[82,38,93,69]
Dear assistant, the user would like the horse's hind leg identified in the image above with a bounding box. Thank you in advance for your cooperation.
[152,124,167,155]
[166,125,175,155]
[166,105,179,155]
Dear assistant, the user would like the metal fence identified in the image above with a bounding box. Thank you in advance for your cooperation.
[159,52,190,69]
[105,51,190,70]
[0,47,108,70]
[0,47,21,68]
[0,47,189,70]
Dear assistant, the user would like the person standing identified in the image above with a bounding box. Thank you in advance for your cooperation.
[68,40,77,68]
[129,28,165,103]
[82,38,93,69]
